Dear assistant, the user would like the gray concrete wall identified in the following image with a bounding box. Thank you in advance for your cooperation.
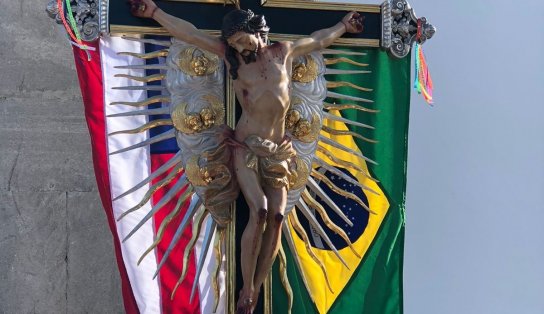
[0,0,124,312]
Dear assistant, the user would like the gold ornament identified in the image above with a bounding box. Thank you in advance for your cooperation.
[177,47,219,77]
[292,55,319,83]
[285,109,301,131]
[293,120,311,138]
[289,157,310,190]
[185,155,211,187]
[287,112,321,143]
[171,95,225,134]
[200,108,215,129]
[202,95,225,127]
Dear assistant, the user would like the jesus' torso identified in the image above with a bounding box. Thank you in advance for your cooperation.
[228,42,293,144]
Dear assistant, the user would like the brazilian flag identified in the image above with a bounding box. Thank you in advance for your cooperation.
[271,48,410,314]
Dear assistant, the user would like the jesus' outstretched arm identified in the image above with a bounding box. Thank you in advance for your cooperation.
[289,11,364,58]
[129,0,225,57]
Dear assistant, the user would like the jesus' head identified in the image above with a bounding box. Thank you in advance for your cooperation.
[221,9,270,79]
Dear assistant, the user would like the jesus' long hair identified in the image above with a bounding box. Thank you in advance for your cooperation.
[221,9,269,80]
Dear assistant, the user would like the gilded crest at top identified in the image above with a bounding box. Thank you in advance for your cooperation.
[177,47,220,76]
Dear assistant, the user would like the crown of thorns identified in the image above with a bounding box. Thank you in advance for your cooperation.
[221,10,269,40]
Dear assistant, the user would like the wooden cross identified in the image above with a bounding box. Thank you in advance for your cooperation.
[108,0,435,58]
[109,0,382,48]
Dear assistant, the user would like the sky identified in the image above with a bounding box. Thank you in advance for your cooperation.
[332,0,544,313]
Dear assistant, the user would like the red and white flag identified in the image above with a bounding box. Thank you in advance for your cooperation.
[72,36,225,314]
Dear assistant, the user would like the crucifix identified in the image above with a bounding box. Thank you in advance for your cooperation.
[47,0,435,313]
[127,1,365,313]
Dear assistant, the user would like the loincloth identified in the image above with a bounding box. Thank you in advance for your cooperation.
[241,135,297,189]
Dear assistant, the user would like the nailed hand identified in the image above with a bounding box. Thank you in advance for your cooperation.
[342,12,364,33]
[128,0,158,18]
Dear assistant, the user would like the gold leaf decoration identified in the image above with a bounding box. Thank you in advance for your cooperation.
[292,55,319,83]
[171,95,225,134]
[185,155,212,187]
[285,109,302,131]
[289,157,310,190]
[177,47,220,76]
[290,112,321,143]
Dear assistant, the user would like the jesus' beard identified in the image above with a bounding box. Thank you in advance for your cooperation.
[240,49,258,64]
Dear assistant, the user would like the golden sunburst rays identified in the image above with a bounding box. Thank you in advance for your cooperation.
[117,164,184,222]
[325,68,371,76]
[304,178,353,227]
[321,49,367,57]
[114,152,182,201]
[301,189,361,259]
[288,210,335,293]
[322,50,370,74]
[171,205,208,299]
[122,174,190,242]
[321,104,378,146]
[322,111,374,130]
[114,64,169,71]
[118,49,170,59]
[108,119,173,136]
[326,90,373,103]
[189,217,218,303]
[327,81,373,93]
[312,158,380,196]
[309,172,376,215]
[137,186,194,265]
[109,129,176,155]
[280,195,372,304]
[115,159,193,265]
[324,57,369,67]
[212,228,225,313]
[320,48,379,150]
[107,107,170,118]
[167,205,224,305]
[321,125,377,144]
[323,102,379,113]
[277,244,293,314]
[316,146,377,182]
[153,195,203,278]
[314,50,379,205]
[321,49,374,124]
[112,85,167,92]
[115,73,166,83]
[110,95,171,107]
[121,36,172,47]
[296,199,349,269]
[282,223,312,294]
[318,135,377,166]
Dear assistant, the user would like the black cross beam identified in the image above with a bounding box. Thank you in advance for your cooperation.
[109,0,382,43]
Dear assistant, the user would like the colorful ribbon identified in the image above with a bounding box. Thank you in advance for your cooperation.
[414,19,434,105]
[57,0,92,60]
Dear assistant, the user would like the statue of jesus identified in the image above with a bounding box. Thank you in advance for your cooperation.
[129,1,364,312]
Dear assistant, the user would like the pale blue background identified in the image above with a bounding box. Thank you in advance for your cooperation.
[338,0,544,313]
